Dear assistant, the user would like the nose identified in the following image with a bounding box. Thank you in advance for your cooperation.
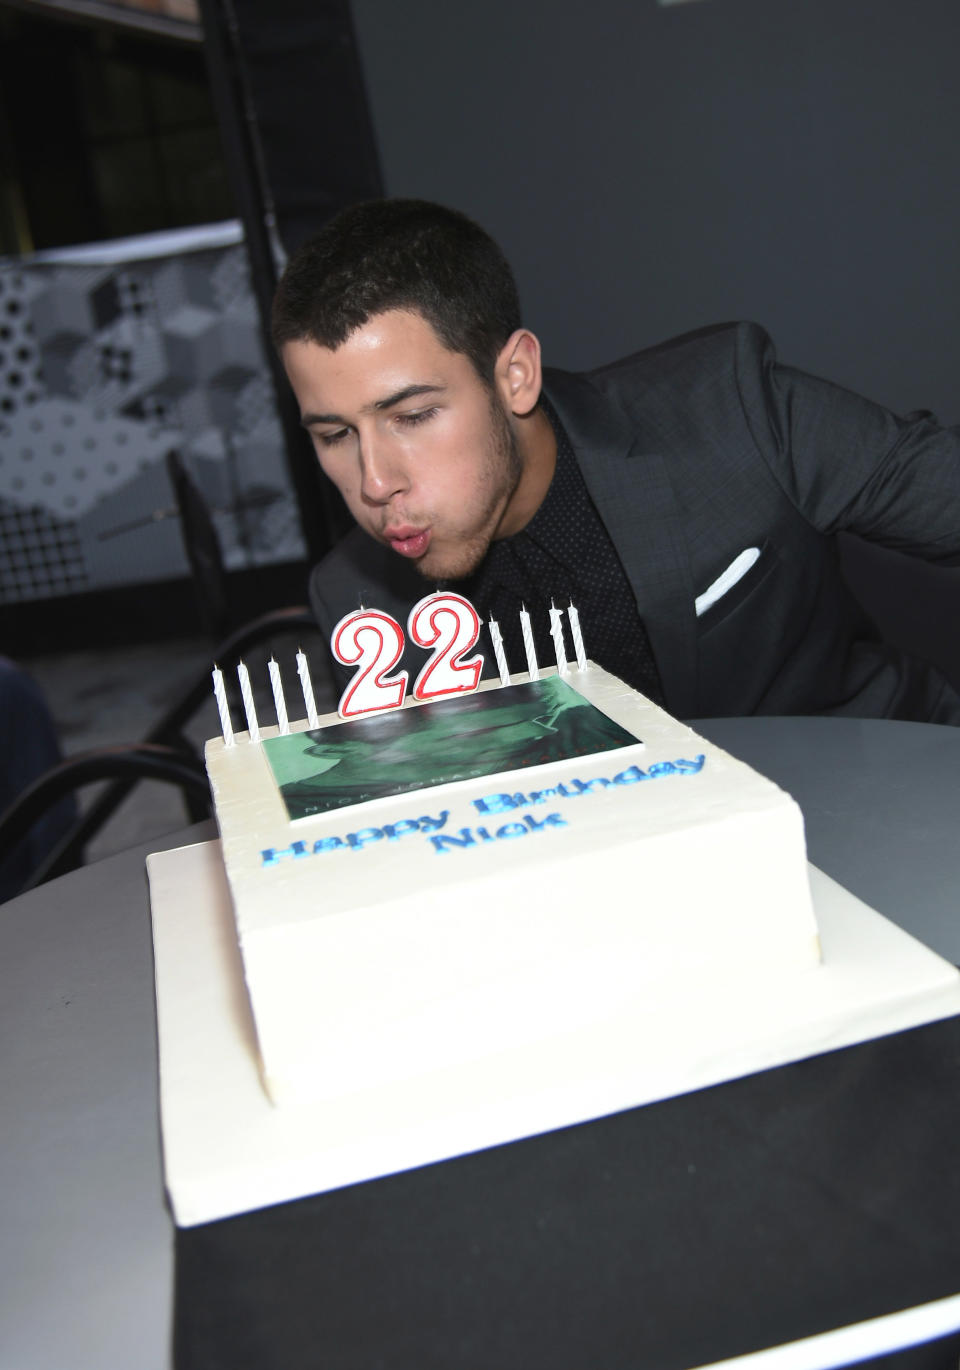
[357,432,408,506]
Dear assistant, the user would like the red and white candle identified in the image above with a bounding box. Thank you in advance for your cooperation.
[408,592,484,700]
[332,608,408,718]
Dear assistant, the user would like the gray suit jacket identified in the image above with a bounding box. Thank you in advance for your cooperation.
[309,322,960,722]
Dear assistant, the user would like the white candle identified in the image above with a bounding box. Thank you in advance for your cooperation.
[567,602,588,671]
[296,649,320,727]
[268,658,289,734]
[237,661,260,743]
[549,602,568,674]
[211,665,234,747]
[487,617,511,687]
[519,606,539,680]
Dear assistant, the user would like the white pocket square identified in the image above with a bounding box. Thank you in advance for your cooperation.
[695,547,761,617]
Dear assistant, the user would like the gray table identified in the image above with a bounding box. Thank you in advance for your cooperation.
[2,717,959,1370]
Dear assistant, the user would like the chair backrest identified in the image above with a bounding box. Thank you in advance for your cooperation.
[0,744,211,902]
[1,605,325,900]
[166,449,230,640]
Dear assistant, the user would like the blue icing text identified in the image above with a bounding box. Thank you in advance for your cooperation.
[261,809,449,866]
[430,810,567,854]
[471,755,705,815]
[259,754,706,866]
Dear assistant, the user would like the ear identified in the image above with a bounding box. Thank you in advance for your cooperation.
[493,329,543,417]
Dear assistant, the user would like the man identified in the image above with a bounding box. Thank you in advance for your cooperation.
[272,198,960,723]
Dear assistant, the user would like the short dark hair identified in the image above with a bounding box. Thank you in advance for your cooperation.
[271,199,522,382]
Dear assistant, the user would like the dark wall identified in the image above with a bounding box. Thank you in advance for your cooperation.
[351,0,958,424]
[348,0,960,689]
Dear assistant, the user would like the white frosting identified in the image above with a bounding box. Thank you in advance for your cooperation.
[205,665,820,1105]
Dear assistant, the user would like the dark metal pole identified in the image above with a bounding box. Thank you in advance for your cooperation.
[195,0,336,562]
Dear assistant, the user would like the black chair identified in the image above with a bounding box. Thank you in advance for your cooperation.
[0,743,212,898]
[166,449,232,642]
[2,456,326,900]
[0,606,321,900]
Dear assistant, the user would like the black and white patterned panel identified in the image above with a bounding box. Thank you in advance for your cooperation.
[0,267,90,600]
[0,235,304,606]
[0,268,42,412]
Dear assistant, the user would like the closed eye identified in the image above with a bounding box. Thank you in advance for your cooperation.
[395,406,439,428]
[313,405,439,448]
[315,427,350,448]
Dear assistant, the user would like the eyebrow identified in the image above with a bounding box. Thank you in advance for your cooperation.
[300,382,445,428]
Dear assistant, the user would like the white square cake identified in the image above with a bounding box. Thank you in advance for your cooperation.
[205,663,820,1105]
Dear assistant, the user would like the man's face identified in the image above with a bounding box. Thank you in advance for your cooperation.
[282,309,523,582]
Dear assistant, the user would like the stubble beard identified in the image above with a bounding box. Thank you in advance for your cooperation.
[412,395,523,584]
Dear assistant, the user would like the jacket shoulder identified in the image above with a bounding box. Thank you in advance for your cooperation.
[586,321,771,391]
[544,322,774,453]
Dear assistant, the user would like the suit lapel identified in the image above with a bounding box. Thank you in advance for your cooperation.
[543,369,699,718]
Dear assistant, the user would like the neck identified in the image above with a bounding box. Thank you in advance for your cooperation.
[497,405,557,540]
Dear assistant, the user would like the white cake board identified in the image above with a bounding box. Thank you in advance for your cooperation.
[148,839,960,1229]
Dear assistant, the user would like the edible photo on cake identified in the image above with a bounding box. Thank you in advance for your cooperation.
[262,675,640,821]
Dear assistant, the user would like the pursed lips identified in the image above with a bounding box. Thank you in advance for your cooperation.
[382,525,431,558]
